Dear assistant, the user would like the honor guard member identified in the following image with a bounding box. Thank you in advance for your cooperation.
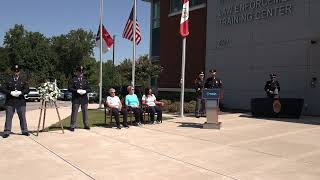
[205,69,223,89]
[194,71,205,118]
[68,65,91,131]
[1,65,30,138]
[264,74,280,99]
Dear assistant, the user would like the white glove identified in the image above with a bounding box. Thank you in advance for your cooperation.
[11,91,19,97]
[10,91,16,97]
[77,89,86,95]
[16,91,22,96]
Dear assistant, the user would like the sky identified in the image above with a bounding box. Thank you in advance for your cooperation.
[0,0,151,64]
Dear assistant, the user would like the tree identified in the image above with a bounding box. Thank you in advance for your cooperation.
[136,54,163,87]
[3,24,57,86]
[116,55,163,87]
[83,56,99,91]
[50,29,97,88]
[116,58,133,86]
[3,24,28,67]
[0,47,9,71]
[0,47,10,84]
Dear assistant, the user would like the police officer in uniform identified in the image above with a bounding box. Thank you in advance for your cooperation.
[264,73,281,115]
[205,69,223,89]
[68,65,91,131]
[194,71,205,118]
[1,65,30,138]
[264,74,280,99]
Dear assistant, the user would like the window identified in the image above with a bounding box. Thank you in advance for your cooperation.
[152,1,160,29]
[170,0,206,14]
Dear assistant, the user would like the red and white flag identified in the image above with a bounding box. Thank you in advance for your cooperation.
[96,25,113,53]
[180,0,189,37]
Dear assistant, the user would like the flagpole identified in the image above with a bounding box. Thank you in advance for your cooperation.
[99,0,103,108]
[132,0,137,87]
[112,35,116,85]
[180,37,186,117]
[112,35,116,67]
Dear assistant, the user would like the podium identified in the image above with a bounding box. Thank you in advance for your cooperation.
[202,89,221,129]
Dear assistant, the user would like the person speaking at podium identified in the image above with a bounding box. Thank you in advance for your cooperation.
[204,69,223,89]
[202,69,223,129]
[264,73,281,114]
[264,74,280,99]
[204,69,223,108]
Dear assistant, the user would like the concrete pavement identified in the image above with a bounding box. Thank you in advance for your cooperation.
[0,104,320,180]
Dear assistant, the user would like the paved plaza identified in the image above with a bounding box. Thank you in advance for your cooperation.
[0,103,319,180]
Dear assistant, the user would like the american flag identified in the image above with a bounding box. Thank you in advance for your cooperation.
[122,7,142,45]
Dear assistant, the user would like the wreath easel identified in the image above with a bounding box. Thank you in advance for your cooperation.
[36,81,64,136]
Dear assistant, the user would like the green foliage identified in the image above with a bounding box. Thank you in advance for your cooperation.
[161,100,196,113]
[51,29,95,80]
[116,58,133,85]
[115,55,164,87]
[157,91,196,102]
[0,24,163,93]
[1,24,95,88]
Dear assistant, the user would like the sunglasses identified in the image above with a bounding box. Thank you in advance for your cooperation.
[110,92,115,93]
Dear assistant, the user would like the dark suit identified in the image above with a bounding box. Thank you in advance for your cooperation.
[194,78,205,116]
[1,75,29,135]
[264,80,280,98]
[204,77,223,89]
[68,75,91,129]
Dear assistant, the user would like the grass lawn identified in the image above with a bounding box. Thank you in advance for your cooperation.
[49,109,172,130]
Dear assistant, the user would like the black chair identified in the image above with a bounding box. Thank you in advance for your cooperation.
[103,102,133,126]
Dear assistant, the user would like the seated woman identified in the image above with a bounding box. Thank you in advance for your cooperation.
[125,86,144,126]
[106,88,129,129]
[142,87,164,124]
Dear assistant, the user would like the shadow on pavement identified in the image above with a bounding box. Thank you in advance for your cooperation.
[174,122,203,129]
[239,114,320,125]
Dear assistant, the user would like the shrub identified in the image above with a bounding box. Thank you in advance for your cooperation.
[157,91,196,102]
[161,99,196,113]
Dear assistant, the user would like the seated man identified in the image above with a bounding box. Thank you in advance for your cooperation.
[106,88,129,129]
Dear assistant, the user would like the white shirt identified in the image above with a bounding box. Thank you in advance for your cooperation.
[107,96,121,109]
[142,94,156,107]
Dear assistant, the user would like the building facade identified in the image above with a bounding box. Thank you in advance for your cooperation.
[207,0,320,115]
[145,0,320,115]
[144,0,207,92]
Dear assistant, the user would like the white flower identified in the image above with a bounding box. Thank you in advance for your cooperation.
[38,81,60,102]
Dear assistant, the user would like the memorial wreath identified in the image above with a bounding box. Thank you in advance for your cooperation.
[38,81,61,102]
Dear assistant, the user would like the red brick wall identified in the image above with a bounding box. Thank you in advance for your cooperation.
[158,1,207,89]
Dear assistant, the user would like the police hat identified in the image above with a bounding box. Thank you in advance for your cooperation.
[76,65,84,73]
[11,64,21,72]
[209,69,217,73]
[270,73,277,78]
[198,71,204,76]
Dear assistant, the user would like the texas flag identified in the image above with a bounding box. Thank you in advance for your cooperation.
[180,0,189,37]
[96,25,113,53]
